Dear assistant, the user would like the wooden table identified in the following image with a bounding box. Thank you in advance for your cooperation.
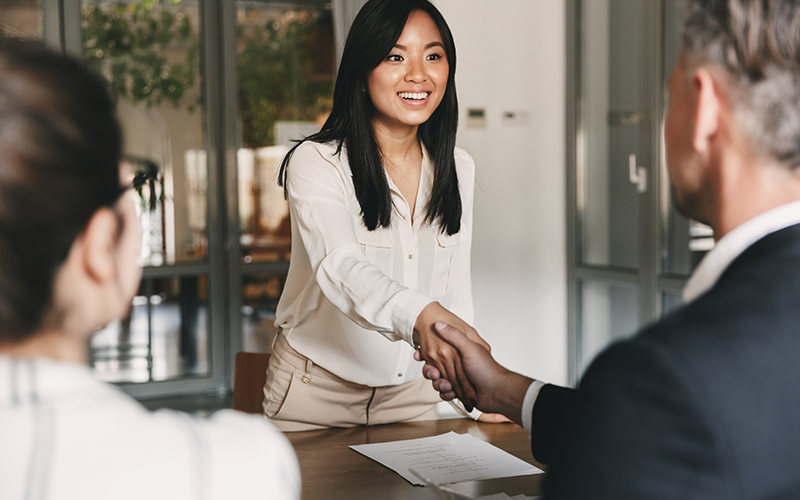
[285,418,546,499]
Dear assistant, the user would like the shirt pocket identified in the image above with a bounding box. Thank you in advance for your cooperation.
[431,230,467,297]
[354,223,394,279]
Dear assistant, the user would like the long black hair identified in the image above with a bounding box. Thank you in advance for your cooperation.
[0,39,123,341]
[278,0,462,235]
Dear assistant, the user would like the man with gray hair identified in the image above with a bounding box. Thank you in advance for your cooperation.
[422,1,800,497]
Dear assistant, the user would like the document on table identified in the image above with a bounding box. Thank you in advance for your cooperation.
[349,431,543,486]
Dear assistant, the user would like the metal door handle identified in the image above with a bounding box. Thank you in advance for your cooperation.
[628,153,647,193]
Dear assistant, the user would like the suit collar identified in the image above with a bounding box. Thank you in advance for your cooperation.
[683,201,800,303]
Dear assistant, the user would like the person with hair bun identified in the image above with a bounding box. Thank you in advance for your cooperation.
[266,0,501,430]
[0,39,299,500]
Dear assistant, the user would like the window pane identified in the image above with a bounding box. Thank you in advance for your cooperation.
[579,0,655,269]
[82,0,207,264]
[663,214,714,276]
[0,0,43,39]
[241,273,286,353]
[236,2,334,264]
[578,280,639,376]
[90,276,210,383]
[660,289,683,317]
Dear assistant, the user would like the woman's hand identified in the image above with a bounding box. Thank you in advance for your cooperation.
[477,412,514,424]
[413,302,490,412]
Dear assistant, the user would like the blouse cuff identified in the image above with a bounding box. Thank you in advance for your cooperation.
[393,290,436,346]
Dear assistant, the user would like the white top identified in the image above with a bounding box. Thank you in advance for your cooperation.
[521,201,800,434]
[0,356,300,500]
[275,141,475,387]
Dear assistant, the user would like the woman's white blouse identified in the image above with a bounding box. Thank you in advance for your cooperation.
[275,140,475,387]
[0,357,300,500]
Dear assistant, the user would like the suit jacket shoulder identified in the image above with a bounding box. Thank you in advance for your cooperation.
[542,224,800,500]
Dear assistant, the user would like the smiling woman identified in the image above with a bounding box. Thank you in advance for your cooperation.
[368,10,449,135]
[265,0,495,431]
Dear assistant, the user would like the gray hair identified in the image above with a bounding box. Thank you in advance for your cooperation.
[682,0,800,168]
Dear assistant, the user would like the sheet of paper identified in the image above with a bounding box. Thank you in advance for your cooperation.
[349,431,543,486]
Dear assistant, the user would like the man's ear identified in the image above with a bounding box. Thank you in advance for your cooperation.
[692,68,722,155]
[78,207,120,284]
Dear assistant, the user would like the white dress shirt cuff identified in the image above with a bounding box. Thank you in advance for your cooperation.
[394,291,436,346]
[522,380,546,435]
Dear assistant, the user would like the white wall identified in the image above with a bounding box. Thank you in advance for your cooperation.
[436,0,568,385]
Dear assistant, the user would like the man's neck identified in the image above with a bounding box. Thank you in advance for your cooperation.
[712,151,800,239]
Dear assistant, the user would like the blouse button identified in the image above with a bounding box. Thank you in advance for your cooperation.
[397,373,403,377]
[408,254,413,260]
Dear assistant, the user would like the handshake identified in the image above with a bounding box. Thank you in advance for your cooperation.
[412,302,534,425]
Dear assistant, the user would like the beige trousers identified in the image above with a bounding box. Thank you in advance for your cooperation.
[263,334,441,432]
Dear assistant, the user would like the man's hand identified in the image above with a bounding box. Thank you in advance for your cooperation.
[414,302,490,412]
[420,321,533,426]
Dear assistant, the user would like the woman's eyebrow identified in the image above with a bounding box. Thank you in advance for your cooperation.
[393,41,445,50]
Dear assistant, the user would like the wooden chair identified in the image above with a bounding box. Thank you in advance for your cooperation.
[233,352,271,414]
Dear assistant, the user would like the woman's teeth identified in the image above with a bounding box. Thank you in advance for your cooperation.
[398,92,429,101]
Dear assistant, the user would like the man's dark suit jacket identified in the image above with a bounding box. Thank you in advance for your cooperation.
[532,223,800,499]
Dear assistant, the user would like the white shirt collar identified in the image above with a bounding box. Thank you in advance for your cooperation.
[683,201,800,303]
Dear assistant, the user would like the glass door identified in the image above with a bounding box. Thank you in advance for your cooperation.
[229,0,335,360]
[77,0,226,398]
[10,0,336,399]
[568,0,660,379]
[567,0,703,383]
